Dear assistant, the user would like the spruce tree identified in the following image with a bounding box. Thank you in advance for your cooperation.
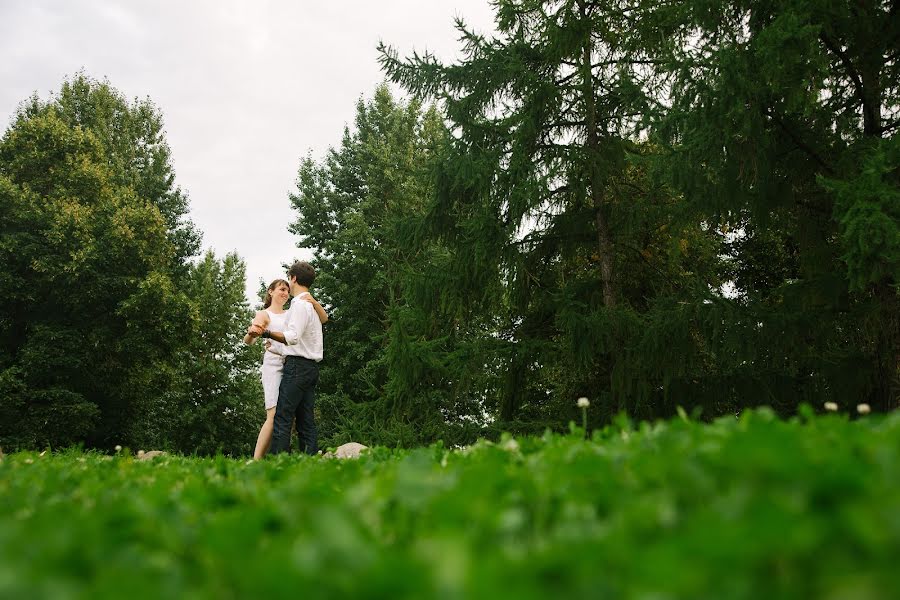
[379,0,898,423]
[379,0,724,424]
[651,0,899,409]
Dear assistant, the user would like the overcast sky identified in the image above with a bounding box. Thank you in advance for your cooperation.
[0,0,496,303]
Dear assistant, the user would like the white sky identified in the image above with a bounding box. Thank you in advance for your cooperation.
[0,0,497,302]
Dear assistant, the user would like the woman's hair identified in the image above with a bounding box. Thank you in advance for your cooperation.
[263,279,290,309]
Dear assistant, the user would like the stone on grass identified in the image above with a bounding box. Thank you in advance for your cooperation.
[137,450,168,461]
[325,442,369,459]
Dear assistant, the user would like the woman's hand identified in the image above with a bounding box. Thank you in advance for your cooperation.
[246,310,269,338]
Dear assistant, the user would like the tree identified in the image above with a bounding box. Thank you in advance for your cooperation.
[139,251,263,456]
[378,0,898,425]
[378,0,725,426]
[0,74,198,450]
[650,0,899,409]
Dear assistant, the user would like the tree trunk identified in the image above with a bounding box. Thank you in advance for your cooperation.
[856,3,896,408]
[580,1,616,308]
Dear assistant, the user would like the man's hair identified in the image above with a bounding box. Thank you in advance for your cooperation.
[288,261,316,288]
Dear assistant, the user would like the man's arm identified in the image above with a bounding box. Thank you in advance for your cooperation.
[247,324,287,343]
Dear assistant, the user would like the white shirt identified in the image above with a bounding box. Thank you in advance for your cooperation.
[281,292,323,361]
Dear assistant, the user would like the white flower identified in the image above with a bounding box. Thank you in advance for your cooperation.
[114,445,122,452]
[577,397,590,408]
[856,403,871,415]
[137,450,145,457]
[823,402,838,412]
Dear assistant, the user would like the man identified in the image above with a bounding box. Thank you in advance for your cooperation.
[247,261,323,455]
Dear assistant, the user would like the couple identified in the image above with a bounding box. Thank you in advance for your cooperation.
[244,261,327,459]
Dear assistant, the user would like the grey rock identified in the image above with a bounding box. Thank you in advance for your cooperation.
[327,442,369,459]
[137,450,168,460]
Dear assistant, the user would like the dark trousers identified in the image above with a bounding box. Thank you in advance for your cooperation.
[270,356,319,455]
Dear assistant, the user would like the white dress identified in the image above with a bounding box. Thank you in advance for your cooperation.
[260,309,288,410]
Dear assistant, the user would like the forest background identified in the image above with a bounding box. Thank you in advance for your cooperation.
[1,0,897,455]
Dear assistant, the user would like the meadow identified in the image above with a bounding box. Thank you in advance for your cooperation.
[2,408,898,599]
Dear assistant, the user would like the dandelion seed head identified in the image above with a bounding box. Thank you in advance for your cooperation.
[577,397,590,408]
[856,403,871,415]
[823,402,838,412]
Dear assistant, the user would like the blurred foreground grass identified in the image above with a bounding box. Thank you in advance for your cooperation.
[1,408,898,599]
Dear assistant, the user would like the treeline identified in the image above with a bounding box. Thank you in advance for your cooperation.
[2,0,897,453]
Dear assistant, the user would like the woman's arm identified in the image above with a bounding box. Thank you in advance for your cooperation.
[302,294,329,324]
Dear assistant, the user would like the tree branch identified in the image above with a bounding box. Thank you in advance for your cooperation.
[818,32,879,131]
[764,108,835,175]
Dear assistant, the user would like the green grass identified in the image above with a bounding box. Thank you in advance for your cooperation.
[1,408,898,599]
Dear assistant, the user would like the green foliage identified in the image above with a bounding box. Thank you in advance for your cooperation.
[0,74,197,450]
[137,251,263,456]
[822,136,900,292]
[0,74,260,455]
[378,1,729,426]
[374,0,899,427]
[650,0,899,409]
[1,410,897,598]
[13,72,200,269]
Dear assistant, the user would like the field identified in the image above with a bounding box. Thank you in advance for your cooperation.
[2,408,898,599]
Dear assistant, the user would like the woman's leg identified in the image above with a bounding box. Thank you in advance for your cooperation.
[253,407,276,460]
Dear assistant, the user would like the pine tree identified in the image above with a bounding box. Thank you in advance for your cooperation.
[651,0,899,409]
[379,0,725,425]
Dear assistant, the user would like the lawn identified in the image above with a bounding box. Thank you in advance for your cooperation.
[1,408,898,599]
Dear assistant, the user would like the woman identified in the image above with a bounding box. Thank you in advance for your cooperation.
[244,279,328,459]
